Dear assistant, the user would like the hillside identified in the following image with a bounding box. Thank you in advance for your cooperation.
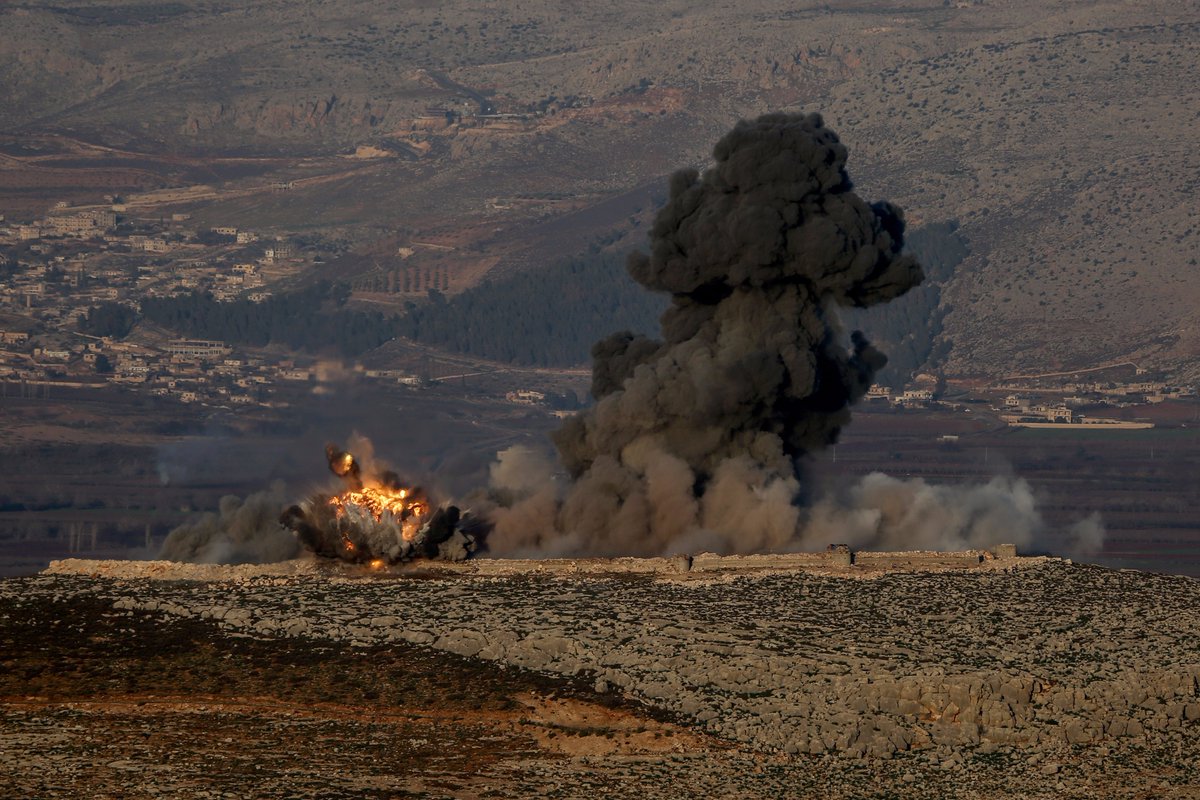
[3,557,1199,797]
[1,0,1197,378]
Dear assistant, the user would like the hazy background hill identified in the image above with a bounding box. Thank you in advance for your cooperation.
[1,0,1197,380]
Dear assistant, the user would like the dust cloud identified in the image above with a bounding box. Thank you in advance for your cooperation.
[481,113,1103,557]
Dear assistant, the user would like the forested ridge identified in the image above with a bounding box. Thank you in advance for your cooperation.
[83,224,963,373]
[843,220,968,389]
[138,282,396,356]
[396,251,669,366]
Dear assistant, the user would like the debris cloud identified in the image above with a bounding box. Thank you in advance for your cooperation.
[162,438,476,566]
[278,439,475,564]
[488,112,924,556]
[158,483,300,565]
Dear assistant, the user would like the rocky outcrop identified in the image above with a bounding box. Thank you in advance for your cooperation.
[16,560,1200,762]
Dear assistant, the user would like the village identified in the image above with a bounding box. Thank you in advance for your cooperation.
[0,202,433,408]
[861,370,1195,430]
[0,202,1196,419]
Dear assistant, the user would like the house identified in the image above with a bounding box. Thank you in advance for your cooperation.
[899,389,934,404]
[163,339,231,358]
[866,385,892,400]
[506,389,546,405]
[1042,405,1073,423]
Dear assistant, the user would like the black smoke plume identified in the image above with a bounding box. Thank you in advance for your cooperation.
[557,112,920,474]
[486,112,925,555]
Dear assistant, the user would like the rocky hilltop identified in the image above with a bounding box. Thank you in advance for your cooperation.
[4,555,1198,796]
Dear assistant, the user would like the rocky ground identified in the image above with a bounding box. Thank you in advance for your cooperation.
[3,557,1199,798]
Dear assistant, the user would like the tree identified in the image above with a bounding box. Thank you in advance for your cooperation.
[78,303,137,339]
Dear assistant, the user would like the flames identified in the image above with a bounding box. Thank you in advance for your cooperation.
[326,444,361,482]
[328,484,428,543]
[330,451,356,477]
[280,442,477,564]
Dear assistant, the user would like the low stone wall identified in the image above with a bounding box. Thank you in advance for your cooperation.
[690,552,832,572]
[45,546,1033,582]
[854,551,987,570]
[43,558,320,582]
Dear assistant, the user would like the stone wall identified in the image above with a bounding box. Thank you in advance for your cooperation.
[46,545,1027,582]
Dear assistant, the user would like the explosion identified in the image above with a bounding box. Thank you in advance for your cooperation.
[279,443,476,564]
[159,111,1104,567]
[484,112,925,556]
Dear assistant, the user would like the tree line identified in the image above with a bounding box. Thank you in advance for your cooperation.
[77,222,964,372]
[841,220,969,389]
[395,251,669,366]
[134,282,397,356]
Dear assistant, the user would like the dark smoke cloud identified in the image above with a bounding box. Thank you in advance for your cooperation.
[555,113,921,480]
[158,482,300,564]
[487,113,927,555]
[156,113,1104,564]
[484,114,1104,556]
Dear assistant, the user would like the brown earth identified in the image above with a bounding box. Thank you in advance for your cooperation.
[0,592,718,798]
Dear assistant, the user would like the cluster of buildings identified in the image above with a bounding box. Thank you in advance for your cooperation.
[0,330,433,407]
[0,202,327,407]
[12,206,118,240]
[862,370,1195,429]
[0,203,301,315]
[864,385,936,406]
[992,382,1196,428]
[0,333,262,405]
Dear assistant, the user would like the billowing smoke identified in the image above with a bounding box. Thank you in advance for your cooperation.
[803,474,1107,556]
[487,112,923,555]
[482,112,1103,557]
[803,473,1043,552]
[158,482,300,564]
[556,113,920,476]
[159,112,1103,565]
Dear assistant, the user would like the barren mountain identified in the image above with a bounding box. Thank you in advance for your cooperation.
[1,0,1197,377]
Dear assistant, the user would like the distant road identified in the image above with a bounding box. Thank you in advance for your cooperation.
[421,70,494,115]
[999,361,1142,381]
